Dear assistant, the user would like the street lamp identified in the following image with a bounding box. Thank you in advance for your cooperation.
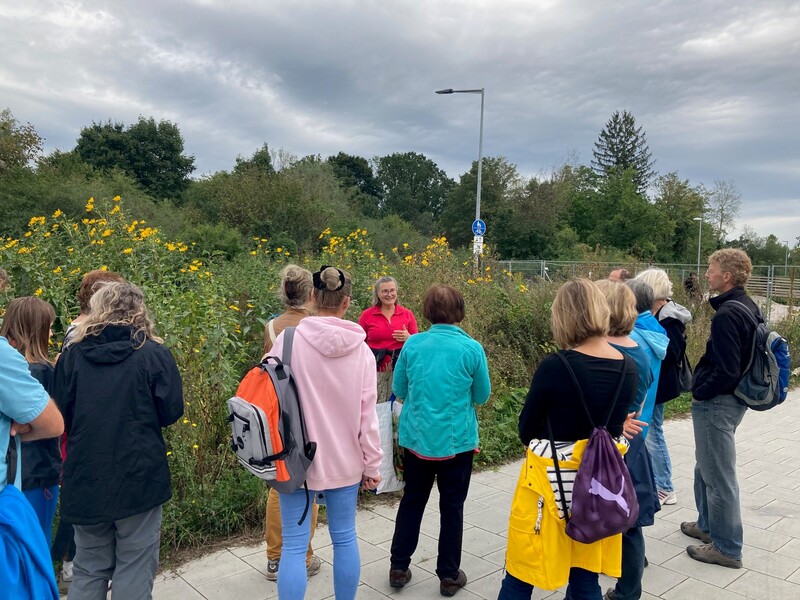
[436,87,485,261]
[693,217,703,277]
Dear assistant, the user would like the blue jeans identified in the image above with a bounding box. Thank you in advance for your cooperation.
[692,394,747,560]
[279,483,360,600]
[613,527,644,600]
[23,485,59,547]
[498,569,600,600]
[645,403,674,493]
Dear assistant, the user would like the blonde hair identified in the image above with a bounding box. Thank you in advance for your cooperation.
[279,265,313,308]
[709,249,752,287]
[595,280,637,336]
[635,268,673,301]
[70,281,162,348]
[372,276,399,307]
[314,266,352,312]
[0,296,55,365]
[551,278,610,349]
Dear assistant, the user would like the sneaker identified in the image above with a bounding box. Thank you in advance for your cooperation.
[687,543,742,569]
[61,560,74,583]
[306,555,321,578]
[680,521,712,544]
[658,490,677,505]
[603,589,617,600]
[440,569,467,597]
[266,559,279,581]
[389,567,412,589]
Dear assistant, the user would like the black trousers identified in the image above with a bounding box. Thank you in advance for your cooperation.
[390,449,474,580]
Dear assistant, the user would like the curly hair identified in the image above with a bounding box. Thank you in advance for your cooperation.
[709,249,752,287]
[69,281,162,348]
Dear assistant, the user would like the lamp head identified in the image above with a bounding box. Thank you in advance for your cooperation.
[693,217,702,222]
[435,88,454,94]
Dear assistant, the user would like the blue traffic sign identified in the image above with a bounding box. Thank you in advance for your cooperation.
[472,219,486,236]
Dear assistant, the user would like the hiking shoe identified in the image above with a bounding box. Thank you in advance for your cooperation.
[266,559,279,581]
[61,560,74,583]
[680,521,712,544]
[603,589,617,600]
[440,569,467,597]
[658,490,677,505]
[687,543,742,569]
[389,567,412,588]
[306,555,321,578]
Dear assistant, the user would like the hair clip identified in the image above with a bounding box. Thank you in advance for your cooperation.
[313,265,345,291]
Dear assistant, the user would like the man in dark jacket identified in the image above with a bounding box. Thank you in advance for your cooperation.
[681,249,757,569]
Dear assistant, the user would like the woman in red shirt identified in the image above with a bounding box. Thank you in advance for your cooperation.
[358,276,418,401]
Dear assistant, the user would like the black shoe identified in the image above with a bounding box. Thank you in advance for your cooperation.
[440,569,467,597]
[389,567,412,588]
[604,588,617,600]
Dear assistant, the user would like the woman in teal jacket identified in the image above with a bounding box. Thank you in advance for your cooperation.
[388,284,491,597]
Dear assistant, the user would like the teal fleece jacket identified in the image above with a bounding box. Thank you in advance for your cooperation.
[393,324,491,458]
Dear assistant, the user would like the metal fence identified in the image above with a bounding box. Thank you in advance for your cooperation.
[498,260,798,321]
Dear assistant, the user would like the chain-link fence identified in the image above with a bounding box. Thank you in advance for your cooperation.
[498,260,798,322]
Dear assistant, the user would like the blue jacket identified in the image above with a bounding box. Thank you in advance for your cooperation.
[630,313,669,438]
[393,324,491,457]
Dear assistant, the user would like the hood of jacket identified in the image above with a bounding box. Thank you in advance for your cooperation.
[658,301,692,325]
[632,313,669,360]
[295,316,367,358]
[79,325,138,364]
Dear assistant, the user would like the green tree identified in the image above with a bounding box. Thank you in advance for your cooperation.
[374,152,454,232]
[0,108,44,171]
[75,116,195,199]
[706,179,741,247]
[591,110,655,194]
[652,172,707,262]
[233,143,274,176]
[327,152,381,217]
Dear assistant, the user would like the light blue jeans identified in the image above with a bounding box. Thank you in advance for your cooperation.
[691,395,747,560]
[279,483,360,600]
[645,403,674,493]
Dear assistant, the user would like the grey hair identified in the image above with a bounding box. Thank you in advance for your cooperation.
[69,281,162,348]
[279,264,313,308]
[372,276,399,306]
[626,279,655,314]
[635,268,673,300]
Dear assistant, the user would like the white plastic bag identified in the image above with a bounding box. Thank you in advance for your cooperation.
[375,398,404,494]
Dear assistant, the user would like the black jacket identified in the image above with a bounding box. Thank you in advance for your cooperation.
[22,362,62,489]
[53,325,184,525]
[691,287,758,401]
[654,301,692,404]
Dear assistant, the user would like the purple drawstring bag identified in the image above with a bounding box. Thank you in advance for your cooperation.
[548,352,639,544]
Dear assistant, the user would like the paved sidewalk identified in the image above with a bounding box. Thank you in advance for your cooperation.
[154,390,800,599]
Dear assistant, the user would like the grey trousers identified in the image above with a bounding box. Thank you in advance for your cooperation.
[68,505,162,600]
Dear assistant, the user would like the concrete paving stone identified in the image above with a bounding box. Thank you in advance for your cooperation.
[482,547,508,568]
[376,531,441,572]
[775,537,800,561]
[463,498,492,516]
[193,569,272,600]
[473,490,515,511]
[302,563,338,600]
[642,536,686,566]
[646,517,685,541]
[457,551,504,582]
[464,506,513,534]
[314,522,333,550]
[239,549,270,576]
[152,575,206,600]
[662,578,749,599]
[741,523,793,552]
[461,569,504,599]
[735,543,800,579]
[418,510,475,539]
[789,566,800,585]
[660,551,746,589]
[726,570,800,599]
[739,507,783,530]
[737,475,769,495]
[739,491,770,511]
[461,527,509,557]
[475,473,519,495]
[355,583,397,599]
[356,512,398,545]
[640,562,688,596]
[229,540,267,558]
[177,549,253,588]
[767,516,800,539]
[467,481,499,501]
[656,505,698,525]
[364,558,438,596]
[365,501,401,521]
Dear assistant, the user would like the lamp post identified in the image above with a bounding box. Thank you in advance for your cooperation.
[784,240,790,275]
[435,87,485,262]
[693,217,703,277]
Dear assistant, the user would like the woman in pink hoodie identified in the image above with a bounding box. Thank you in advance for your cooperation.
[270,265,382,600]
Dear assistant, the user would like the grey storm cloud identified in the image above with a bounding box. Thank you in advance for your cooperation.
[1,0,798,240]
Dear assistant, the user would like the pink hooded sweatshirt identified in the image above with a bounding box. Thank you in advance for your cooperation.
[272,316,382,491]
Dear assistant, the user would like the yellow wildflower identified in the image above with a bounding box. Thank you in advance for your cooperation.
[122,248,133,255]
[110,205,120,215]
[52,266,62,274]
[102,229,112,237]
[34,288,43,296]
[113,195,121,202]
[228,305,240,311]
[100,266,108,271]
[53,209,63,218]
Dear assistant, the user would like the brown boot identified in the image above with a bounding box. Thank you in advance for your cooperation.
[440,569,467,597]
[389,567,412,589]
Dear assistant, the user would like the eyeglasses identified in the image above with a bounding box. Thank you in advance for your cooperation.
[380,289,397,295]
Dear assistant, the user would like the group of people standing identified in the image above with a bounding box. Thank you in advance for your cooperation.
[1,269,184,599]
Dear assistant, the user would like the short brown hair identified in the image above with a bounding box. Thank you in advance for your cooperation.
[709,249,752,287]
[551,278,609,349]
[423,284,465,324]
[78,269,125,314]
[595,279,637,336]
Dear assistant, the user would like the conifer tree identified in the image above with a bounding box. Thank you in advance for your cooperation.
[591,110,655,194]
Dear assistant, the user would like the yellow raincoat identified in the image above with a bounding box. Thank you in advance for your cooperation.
[504,439,626,590]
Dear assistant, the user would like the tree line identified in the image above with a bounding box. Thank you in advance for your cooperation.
[0,107,793,266]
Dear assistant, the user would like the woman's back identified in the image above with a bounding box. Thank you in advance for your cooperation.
[519,350,637,444]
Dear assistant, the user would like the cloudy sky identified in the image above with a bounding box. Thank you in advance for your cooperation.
[2,0,798,245]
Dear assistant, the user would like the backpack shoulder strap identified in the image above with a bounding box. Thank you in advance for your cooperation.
[268,319,278,344]
[282,327,296,367]
[726,299,764,325]
[603,355,630,428]
[555,351,594,428]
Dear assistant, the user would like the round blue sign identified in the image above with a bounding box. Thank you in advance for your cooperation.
[472,219,486,236]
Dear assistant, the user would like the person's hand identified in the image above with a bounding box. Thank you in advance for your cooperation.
[392,326,410,342]
[10,421,31,436]
[361,475,381,490]
[622,412,647,440]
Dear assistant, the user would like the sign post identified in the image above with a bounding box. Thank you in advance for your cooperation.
[471,219,486,267]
